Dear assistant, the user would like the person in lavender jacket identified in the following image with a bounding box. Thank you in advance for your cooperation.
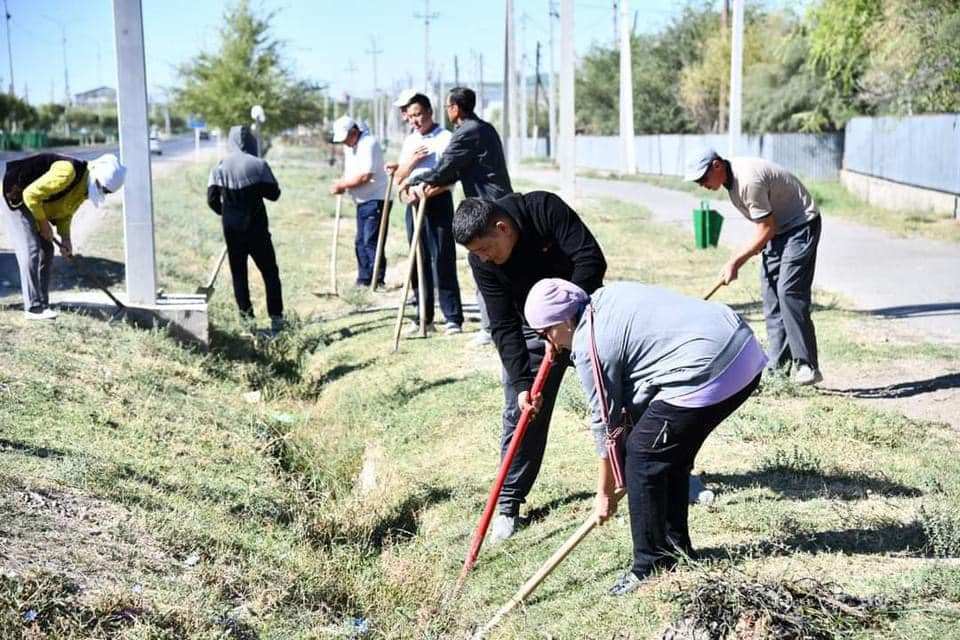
[523,279,766,596]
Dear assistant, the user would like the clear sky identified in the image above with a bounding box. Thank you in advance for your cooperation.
[2,0,804,105]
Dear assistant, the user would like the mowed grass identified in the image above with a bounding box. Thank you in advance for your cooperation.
[588,169,960,244]
[2,145,960,638]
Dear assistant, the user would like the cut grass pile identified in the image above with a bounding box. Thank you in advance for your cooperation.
[2,145,960,638]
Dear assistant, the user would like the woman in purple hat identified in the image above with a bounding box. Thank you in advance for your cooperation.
[523,278,765,595]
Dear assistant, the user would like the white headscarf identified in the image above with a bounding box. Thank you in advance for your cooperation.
[87,154,127,208]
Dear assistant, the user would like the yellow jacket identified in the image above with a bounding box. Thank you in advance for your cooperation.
[23,160,89,237]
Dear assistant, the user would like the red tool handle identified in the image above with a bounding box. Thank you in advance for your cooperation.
[458,348,557,587]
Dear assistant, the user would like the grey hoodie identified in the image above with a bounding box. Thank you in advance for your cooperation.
[570,282,760,455]
[207,126,280,231]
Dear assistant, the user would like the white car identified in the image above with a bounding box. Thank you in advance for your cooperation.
[149,136,162,155]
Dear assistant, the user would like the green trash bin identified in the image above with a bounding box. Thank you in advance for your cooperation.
[692,200,724,249]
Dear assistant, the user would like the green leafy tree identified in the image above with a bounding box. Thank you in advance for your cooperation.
[802,0,882,128]
[575,3,717,135]
[174,0,324,135]
[0,93,38,131]
[860,0,960,114]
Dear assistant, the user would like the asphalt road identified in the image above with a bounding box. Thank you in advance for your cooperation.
[0,133,217,167]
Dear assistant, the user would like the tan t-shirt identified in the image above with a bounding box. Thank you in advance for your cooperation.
[726,157,819,235]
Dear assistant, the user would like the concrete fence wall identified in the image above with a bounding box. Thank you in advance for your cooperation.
[844,115,960,195]
[574,132,844,181]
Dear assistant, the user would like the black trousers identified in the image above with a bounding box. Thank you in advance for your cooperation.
[224,219,283,318]
[404,191,464,325]
[761,216,821,370]
[498,335,571,516]
[626,373,761,575]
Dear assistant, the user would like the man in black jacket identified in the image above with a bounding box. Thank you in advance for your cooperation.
[207,125,284,332]
[403,86,513,346]
[453,192,607,541]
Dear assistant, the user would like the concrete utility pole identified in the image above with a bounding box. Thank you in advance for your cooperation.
[534,41,542,145]
[618,0,635,174]
[476,51,485,117]
[454,54,459,86]
[414,0,439,92]
[728,0,744,157]
[519,11,529,157]
[345,59,358,118]
[718,0,729,133]
[3,0,14,96]
[612,0,619,49]
[366,36,382,137]
[548,0,558,161]
[112,0,157,305]
[504,0,519,174]
[559,0,575,199]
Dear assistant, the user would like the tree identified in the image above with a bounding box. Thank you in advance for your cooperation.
[575,3,717,135]
[803,0,882,127]
[0,93,38,131]
[174,0,324,135]
[860,0,960,114]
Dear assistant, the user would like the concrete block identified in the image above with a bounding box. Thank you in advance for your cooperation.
[49,290,209,348]
[840,169,960,219]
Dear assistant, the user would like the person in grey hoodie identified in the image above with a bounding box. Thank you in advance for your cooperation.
[207,125,283,331]
[524,279,766,596]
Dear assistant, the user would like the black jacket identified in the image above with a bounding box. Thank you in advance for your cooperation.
[207,126,280,231]
[407,114,512,200]
[470,191,607,392]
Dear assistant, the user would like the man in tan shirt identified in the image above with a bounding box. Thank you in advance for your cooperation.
[686,149,823,385]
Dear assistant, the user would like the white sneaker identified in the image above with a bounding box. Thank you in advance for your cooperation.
[792,364,823,386]
[24,307,58,321]
[443,322,463,335]
[403,320,435,337]
[471,330,493,347]
[489,514,517,544]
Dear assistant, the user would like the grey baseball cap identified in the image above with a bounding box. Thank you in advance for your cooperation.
[684,147,721,182]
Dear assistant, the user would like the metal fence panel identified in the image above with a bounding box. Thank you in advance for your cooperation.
[759,133,844,181]
[844,115,960,194]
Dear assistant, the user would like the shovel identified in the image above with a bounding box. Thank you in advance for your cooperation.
[51,236,126,318]
[196,247,228,300]
[703,278,725,301]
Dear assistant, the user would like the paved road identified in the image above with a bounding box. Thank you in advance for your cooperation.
[519,168,960,344]
[1,135,219,303]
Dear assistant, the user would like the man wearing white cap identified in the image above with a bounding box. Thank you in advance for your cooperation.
[2,152,126,319]
[330,115,389,288]
[686,149,823,386]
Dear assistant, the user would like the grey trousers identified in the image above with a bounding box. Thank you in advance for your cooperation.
[760,216,821,370]
[2,197,53,311]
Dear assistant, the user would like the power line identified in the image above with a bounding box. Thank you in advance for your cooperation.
[3,0,14,96]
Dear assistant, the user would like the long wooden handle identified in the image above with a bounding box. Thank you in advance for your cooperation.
[207,247,229,289]
[416,231,427,336]
[392,195,429,352]
[370,176,394,292]
[703,278,725,301]
[475,490,626,638]
[50,236,126,309]
[330,195,343,295]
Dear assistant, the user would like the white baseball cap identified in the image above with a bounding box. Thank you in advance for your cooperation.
[332,115,357,143]
[392,89,417,109]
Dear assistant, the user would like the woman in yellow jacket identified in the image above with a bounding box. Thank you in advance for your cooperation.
[2,152,126,319]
